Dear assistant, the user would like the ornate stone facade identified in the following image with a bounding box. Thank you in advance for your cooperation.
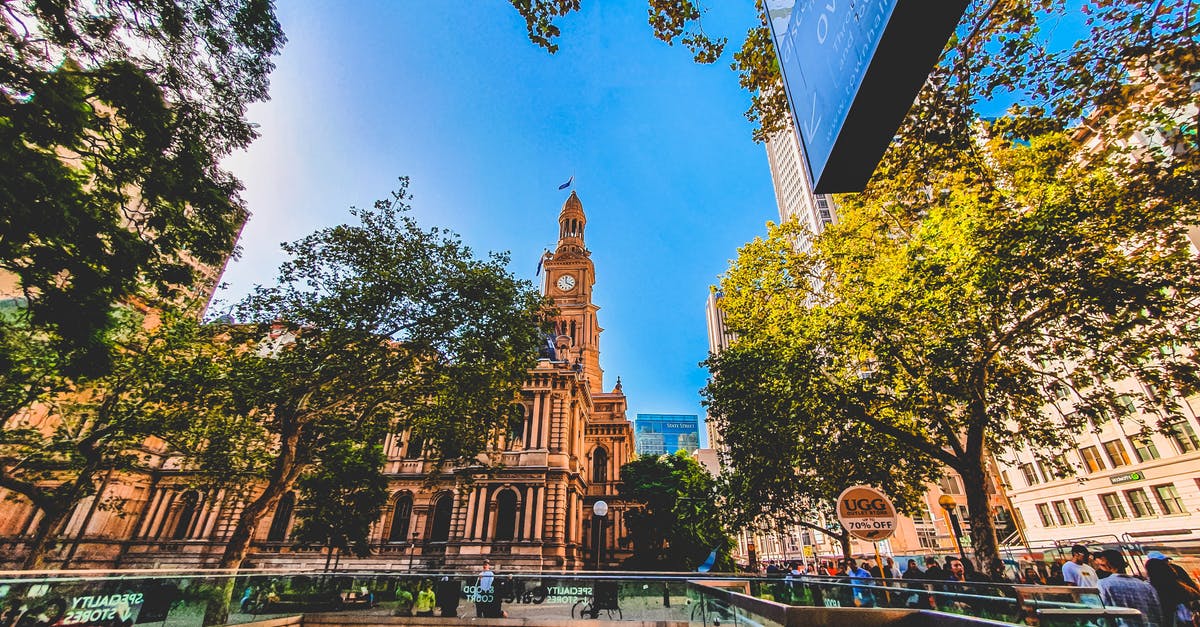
[0,192,635,572]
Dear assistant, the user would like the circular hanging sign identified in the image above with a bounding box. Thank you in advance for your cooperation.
[835,485,897,541]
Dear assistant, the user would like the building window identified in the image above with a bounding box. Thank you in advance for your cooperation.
[1167,419,1200,453]
[1020,463,1041,486]
[1036,503,1055,527]
[493,490,519,541]
[592,447,608,484]
[1080,446,1105,473]
[510,405,526,446]
[1132,436,1160,463]
[404,433,424,459]
[1049,454,1071,479]
[1103,440,1132,467]
[171,490,200,540]
[389,494,413,542]
[428,492,453,542]
[1117,394,1137,417]
[267,491,295,542]
[1069,497,1093,524]
[1153,484,1186,515]
[1052,501,1072,526]
[1125,489,1155,518]
[1100,493,1129,520]
[1051,382,1071,401]
[939,475,964,495]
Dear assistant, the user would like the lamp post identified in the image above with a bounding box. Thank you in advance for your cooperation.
[938,495,968,562]
[407,531,419,572]
[593,500,609,571]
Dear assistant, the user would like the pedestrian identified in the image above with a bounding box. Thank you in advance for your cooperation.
[1093,551,1116,581]
[1063,545,1100,588]
[947,558,968,584]
[886,557,901,579]
[1023,567,1045,585]
[413,581,437,617]
[475,559,497,618]
[944,557,977,612]
[435,575,460,618]
[902,559,928,609]
[924,557,946,581]
[1146,552,1200,627]
[1096,550,1161,627]
[844,558,877,608]
[1047,562,1066,585]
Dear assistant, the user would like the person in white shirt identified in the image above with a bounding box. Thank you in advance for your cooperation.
[1062,545,1100,588]
[475,559,496,618]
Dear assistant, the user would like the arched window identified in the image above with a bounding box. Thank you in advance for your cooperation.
[429,493,453,542]
[494,490,518,541]
[511,405,526,446]
[404,433,424,459]
[171,490,200,540]
[266,491,295,542]
[389,494,413,542]
[592,447,608,484]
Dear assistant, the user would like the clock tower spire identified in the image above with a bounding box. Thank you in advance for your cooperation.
[543,191,604,393]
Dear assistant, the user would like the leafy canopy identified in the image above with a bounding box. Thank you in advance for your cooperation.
[0,0,284,375]
[619,451,734,571]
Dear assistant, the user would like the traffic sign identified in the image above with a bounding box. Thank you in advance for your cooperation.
[835,485,898,541]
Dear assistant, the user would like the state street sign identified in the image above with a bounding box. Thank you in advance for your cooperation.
[836,485,897,541]
[767,0,968,193]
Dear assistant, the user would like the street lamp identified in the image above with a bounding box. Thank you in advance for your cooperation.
[593,500,609,571]
[407,531,420,572]
[938,495,968,562]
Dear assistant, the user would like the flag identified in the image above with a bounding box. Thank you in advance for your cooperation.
[697,549,718,573]
[558,176,573,190]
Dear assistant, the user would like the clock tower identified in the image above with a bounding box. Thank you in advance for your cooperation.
[542,191,605,394]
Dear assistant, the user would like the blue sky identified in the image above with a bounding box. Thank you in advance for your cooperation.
[218,2,776,444]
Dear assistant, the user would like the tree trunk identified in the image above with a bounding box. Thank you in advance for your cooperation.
[204,420,307,626]
[838,533,852,563]
[960,460,1004,581]
[22,505,70,570]
[217,422,306,570]
[21,460,103,570]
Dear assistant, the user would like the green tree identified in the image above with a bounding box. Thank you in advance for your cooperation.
[716,120,1200,577]
[0,0,284,377]
[1,2,284,563]
[619,451,734,571]
[703,318,943,561]
[194,181,546,623]
[291,440,390,571]
[0,305,222,568]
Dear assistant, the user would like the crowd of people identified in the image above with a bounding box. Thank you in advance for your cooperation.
[759,545,1200,626]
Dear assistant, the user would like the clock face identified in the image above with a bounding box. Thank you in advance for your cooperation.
[556,274,576,291]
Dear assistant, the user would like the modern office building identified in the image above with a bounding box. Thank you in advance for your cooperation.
[764,122,837,240]
[634,414,700,456]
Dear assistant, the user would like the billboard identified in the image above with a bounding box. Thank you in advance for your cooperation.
[767,0,968,193]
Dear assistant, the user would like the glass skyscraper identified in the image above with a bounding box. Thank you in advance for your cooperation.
[634,414,700,456]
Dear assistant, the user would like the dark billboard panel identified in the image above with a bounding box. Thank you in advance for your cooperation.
[768,0,967,193]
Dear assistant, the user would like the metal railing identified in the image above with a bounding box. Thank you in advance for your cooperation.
[0,569,1153,626]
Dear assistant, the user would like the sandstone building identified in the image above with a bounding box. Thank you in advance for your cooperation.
[0,192,635,571]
